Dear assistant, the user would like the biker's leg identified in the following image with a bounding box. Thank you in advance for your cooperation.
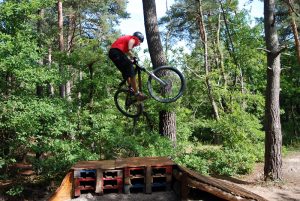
[127,76,147,101]
[128,76,138,94]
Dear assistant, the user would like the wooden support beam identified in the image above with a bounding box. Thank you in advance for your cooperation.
[180,172,189,200]
[95,169,103,194]
[145,166,152,194]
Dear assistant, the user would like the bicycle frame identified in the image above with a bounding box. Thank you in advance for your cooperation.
[134,62,168,86]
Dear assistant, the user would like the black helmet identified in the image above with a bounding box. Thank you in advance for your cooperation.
[133,31,144,43]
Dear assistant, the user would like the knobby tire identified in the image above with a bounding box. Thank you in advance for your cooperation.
[114,88,143,118]
[147,66,186,103]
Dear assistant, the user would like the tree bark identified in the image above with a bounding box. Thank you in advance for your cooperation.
[142,0,167,68]
[142,0,176,145]
[58,0,65,98]
[159,111,177,147]
[66,13,76,102]
[216,12,226,86]
[58,0,64,52]
[47,47,55,96]
[263,0,283,181]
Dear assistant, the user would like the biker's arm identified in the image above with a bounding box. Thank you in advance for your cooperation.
[127,39,136,59]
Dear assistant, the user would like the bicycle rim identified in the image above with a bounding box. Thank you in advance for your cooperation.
[147,66,186,103]
[114,88,143,118]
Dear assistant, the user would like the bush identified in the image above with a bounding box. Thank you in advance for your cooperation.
[207,147,257,175]
[175,153,210,175]
[175,142,263,176]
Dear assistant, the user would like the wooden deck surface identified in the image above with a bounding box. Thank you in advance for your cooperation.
[72,157,175,170]
[72,160,116,170]
[115,156,175,167]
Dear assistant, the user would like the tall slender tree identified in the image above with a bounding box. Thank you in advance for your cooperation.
[142,0,177,146]
[264,0,283,181]
[58,0,65,98]
[197,0,220,120]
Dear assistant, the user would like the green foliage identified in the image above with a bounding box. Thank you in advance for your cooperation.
[135,132,175,156]
[207,147,258,175]
[280,59,300,145]
[32,139,99,177]
[175,153,210,175]
[176,145,261,176]
[6,185,24,196]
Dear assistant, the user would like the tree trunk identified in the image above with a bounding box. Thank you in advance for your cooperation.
[142,0,176,144]
[142,0,167,68]
[66,13,76,102]
[58,0,65,98]
[216,12,226,87]
[47,47,55,96]
[159,111,177,147]
[263,0,283,181]
[197,0,220,120]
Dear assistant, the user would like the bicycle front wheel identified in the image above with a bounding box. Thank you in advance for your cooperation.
[114,88,143,118]
[147,66,186,103]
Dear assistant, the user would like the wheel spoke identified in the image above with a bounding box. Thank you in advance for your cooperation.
[148,67,185,103]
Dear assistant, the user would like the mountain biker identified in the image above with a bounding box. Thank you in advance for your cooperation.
[109,31,147,101]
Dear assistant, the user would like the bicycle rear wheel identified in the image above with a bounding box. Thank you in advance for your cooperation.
[147,66,186,103]
[114,88,143,118]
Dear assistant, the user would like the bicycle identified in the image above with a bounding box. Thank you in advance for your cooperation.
[114,58,186,118]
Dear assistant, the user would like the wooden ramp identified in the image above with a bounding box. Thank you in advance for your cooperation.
[176,166,268,201]
[48,171,73,201]
[48,156,268,201]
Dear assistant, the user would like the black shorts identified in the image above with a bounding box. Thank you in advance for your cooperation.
[109,48,135,80]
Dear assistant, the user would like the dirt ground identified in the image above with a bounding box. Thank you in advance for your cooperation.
[222,151,300,201]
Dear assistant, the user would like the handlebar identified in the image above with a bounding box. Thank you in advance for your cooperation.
[132,57,146,71]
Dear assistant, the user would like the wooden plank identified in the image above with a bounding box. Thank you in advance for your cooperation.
[48,171,73,201]
[177,166,268,201]
[116,157,175,168]
[72,160,115,170]
[186,176,250,201]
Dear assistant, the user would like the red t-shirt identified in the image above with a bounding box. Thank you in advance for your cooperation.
[111,35,140,53]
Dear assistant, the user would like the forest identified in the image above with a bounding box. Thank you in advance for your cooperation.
[0,0,299,199]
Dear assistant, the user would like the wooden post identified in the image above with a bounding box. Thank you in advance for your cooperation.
[145,166,152,194]
[95,169,103,194]
[181,172,189,200]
